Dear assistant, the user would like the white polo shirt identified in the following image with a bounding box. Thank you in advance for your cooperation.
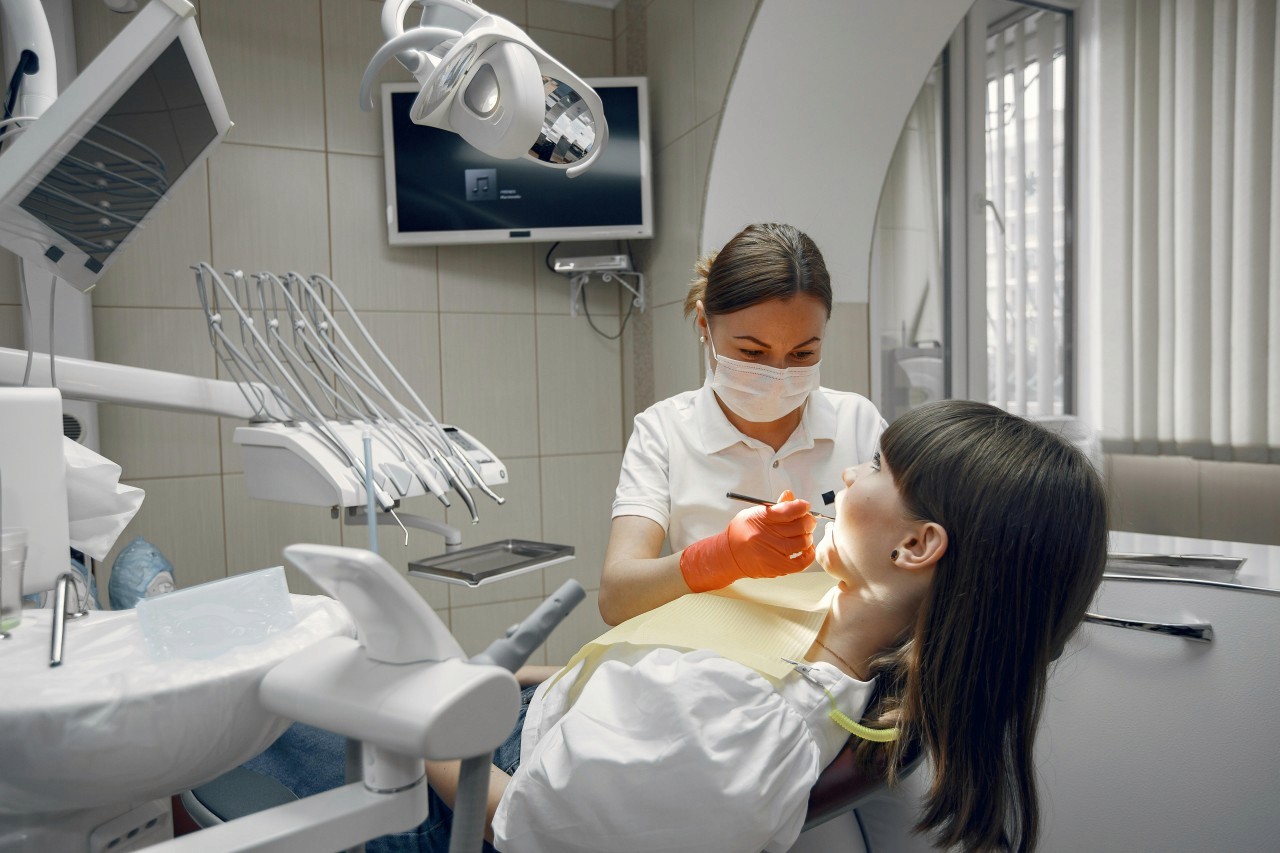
[613,382,886,550]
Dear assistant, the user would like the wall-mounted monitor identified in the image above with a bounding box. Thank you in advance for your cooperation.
[382,76,652,246]
[0,0,231,292]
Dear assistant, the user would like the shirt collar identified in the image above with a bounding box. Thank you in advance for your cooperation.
[694,380,836,454]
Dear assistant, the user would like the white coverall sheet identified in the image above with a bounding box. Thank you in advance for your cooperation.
[492,646,874,853]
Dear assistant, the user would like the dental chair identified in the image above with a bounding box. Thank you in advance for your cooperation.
[183,711,925,850]
[802,736,924,833]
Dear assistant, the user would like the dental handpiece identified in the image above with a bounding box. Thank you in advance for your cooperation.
[726,492,835,521]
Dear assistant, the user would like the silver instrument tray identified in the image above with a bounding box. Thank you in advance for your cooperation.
[408,539,575,587]
[1106,552,1246,581]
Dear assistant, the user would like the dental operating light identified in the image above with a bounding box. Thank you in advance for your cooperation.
[361,0,608,177]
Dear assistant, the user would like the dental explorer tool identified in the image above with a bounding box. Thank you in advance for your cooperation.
[726,492,835,521]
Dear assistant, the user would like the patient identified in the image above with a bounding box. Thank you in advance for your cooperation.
[409,399,1110,853]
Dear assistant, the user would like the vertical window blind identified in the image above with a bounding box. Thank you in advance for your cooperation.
[1083,0,1280,463]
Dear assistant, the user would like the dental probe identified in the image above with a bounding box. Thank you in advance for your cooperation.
[726,492,835,521]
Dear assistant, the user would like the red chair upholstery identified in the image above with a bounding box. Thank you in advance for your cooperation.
[803,738,924,831]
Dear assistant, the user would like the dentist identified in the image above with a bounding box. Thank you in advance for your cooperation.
[600,223,887,625]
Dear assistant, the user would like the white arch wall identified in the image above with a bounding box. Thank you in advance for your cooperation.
[702,0,973,304]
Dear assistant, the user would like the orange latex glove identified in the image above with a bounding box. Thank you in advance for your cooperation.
[679,490,819,593]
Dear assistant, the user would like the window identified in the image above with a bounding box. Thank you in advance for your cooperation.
[872,0,1077,421]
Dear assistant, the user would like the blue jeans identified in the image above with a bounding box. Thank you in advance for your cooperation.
[243,684,538,853]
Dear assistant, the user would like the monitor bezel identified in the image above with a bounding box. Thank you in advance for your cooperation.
[0,2,231,292]
[380,75,653,246]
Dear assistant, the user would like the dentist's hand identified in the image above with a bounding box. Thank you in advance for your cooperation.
[679,490,818,592]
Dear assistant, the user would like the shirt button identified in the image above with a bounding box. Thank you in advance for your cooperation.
[772,460,779,468]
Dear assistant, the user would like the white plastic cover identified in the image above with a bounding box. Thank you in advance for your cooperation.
[0,594,353,814]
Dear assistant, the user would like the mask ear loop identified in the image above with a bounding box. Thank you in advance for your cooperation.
[824,686,900,743]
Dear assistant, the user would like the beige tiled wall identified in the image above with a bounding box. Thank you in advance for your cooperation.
[64,0,622,657]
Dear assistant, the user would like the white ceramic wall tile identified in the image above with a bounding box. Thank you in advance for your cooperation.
[692,0,755,125]
[0,306,21,348]
[328,154,439,311]
[439,313,540,458]
[97,405,223,480]
[529,0,614,39]
[821,302,872,397]
[92,163,212,309]
[337,309,444,415]
[1198,460,1280,546]
[647,131,699,308]
[534,240,622,315]
[0,249,20,304]
[221,473,344,597]
[201,0,327,150]
[338,492,450,612]
[322,0,395,156]
[650,299,701,403]
[449,596,549,661]
[71,0,133,69]
[543,587,609,664]
[93,307,222,478]
[438,245,535,313]
[536,314,623,455]
[646,0,695,149]
[218,416,245,475]
[482,0,528,26]
[1106,454,1201,537]
[445,456,546,607]
[96,475,227,606]
[527,28,614,77]
[538,451,622,591]
[209,145,331,276]
[94,307,218,376]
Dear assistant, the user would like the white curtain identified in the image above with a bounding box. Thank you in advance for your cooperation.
[1081,0,1280,463]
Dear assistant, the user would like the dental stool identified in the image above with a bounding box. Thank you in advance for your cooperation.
[180,766,298,827]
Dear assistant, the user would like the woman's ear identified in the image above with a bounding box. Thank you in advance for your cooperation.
[896,522,948,573]
[695,300,708,334]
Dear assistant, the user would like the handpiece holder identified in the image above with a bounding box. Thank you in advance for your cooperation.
[283,543,461,664]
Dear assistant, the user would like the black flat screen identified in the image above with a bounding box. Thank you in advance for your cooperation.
[390,84,645,237]
[19,38,218,271]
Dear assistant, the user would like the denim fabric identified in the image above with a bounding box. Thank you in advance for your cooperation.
[242,683,538,853]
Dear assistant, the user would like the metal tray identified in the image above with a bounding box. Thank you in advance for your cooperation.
[1106,552,1246,581]
[408,538,575,587]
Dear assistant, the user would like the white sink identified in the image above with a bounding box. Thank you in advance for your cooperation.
[0,594,352,818]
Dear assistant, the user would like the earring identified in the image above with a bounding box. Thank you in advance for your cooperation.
[699,335,707,342]
[890,549,899,561]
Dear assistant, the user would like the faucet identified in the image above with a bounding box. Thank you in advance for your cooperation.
[49,572,89,667]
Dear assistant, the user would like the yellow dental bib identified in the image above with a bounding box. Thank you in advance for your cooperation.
[553,573,838,700]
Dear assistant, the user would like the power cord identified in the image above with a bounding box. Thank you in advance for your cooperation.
[0,50,39,152]
[580,274,635,341]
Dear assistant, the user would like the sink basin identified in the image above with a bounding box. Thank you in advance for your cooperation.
[0,593,352,816]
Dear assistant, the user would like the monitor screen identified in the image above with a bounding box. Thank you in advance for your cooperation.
[18,38,219,274]
[383,77,652,245]
[0,2,230,291]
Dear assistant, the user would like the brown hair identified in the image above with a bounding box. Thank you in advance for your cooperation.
[854,400,1108,853]
[682,223,833,320]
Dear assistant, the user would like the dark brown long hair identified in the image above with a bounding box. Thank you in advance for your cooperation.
[683,222,833,320]
[853,400,1109,853]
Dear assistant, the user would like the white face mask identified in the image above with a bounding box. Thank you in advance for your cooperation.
[705,321,821,423]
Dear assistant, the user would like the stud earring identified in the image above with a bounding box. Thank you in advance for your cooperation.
[699,335,707,342]
[890,549,899,561]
